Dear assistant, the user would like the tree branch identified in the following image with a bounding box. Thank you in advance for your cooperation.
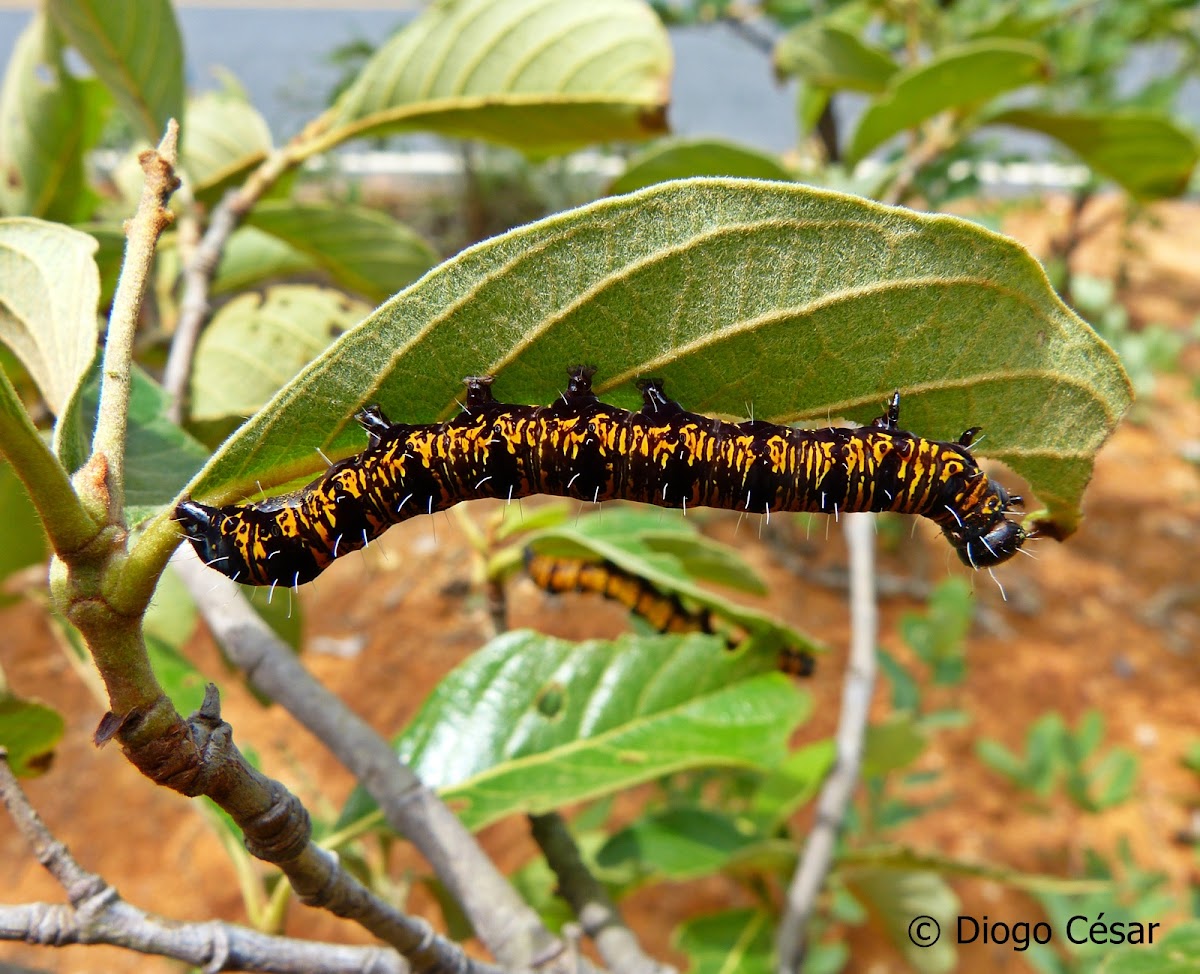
[0,749,404,974]
[171,547,567,971]
[89,121,181,522]
[162,138,314,425]
[529,813,675,974]
[776,513,877,973]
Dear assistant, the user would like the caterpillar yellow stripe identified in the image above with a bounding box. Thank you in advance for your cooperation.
[176,366,1026,590]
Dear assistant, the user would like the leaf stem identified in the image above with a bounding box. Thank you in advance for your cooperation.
[0,369,99,556]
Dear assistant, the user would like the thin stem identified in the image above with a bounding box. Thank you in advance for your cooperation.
[530,812,674,974]
[0,750,405,974]
[90,122,181,521]
[163,129,319,423]
[776,513,877,973]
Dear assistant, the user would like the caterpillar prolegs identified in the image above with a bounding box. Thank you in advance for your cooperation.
[175,366,1027,589]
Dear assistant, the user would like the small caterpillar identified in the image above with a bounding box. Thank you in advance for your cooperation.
[175,366,1027,590]
[524,550,721,639]
[523,550,816,677]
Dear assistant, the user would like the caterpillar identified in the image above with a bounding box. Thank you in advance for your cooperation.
[523,550,816,677]
[175,366,1027,590]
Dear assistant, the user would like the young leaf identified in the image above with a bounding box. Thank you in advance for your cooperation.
[345,631,807,831]
[988,109,1200,200]
[747,738,835,830]
[610,137,793,196]
[596,806,756,879]
[846,868,958,974]
[674,909,775,974]
[177,179,1132,542]
[0,692,65,777]
[773,23,898,93]
[245,203,438,303]
[0,461,49,586]
[189,285,369,424]
[847,40,1050,163]
[58,363,210,524]
[183,89,273,205]
[525,508,812,649]
[322,0,671,154]
[0,14,108,222]
[1098,921,1200,974]
[46,0,184,144]
[211,227,316,296]
[0,218,99,414]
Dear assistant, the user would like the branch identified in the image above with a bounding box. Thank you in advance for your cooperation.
[163,139,314,424]
[878,116,956,208]
[89,122,181,521]
[171,547,567,972]
[776,513,877,973]
[101,685,505,974]
[529,813,675,974]
[0,750,403,974]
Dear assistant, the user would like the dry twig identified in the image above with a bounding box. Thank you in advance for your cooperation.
[776,513,878,972]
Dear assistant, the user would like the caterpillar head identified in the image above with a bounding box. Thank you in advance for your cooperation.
[174,500,241,579]
[944,481,1027,568]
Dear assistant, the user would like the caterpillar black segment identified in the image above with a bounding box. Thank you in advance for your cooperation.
[175,368,1028,587]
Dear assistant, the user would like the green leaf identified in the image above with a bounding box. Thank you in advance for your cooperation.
[183,89,273,206]
[179,179,1130,547]
[862,715,927,777]
[840,845,1109,894]
[245,203,438,303]
[143,565,198,649]
[0,692,65,777]
[0,218,99,414]
[1099,922,1200,974]
[189,286,370,424]
[0,14,108,221]
[747,739,834,829]
[0,461,49,585]
[323,0,671,154]
[76,223,126,309]
[846,868,958,974]
[346,630,807,831]
[597,807,755,879]
[773,23,898,93]
[610,138,793,196]
[847,40,1050,163]
[525,508,819,654]
[59,362,210,524]
[988,109,1200,200]
[674,909,774,974]
[145,634,206,715]
[47,0,184,144]
[211,227,317,296]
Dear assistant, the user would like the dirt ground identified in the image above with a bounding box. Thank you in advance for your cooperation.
[1,196,1198,973]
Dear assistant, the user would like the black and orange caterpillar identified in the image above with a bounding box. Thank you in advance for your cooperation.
[175,366,1026,589]
[523,551,815,677]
